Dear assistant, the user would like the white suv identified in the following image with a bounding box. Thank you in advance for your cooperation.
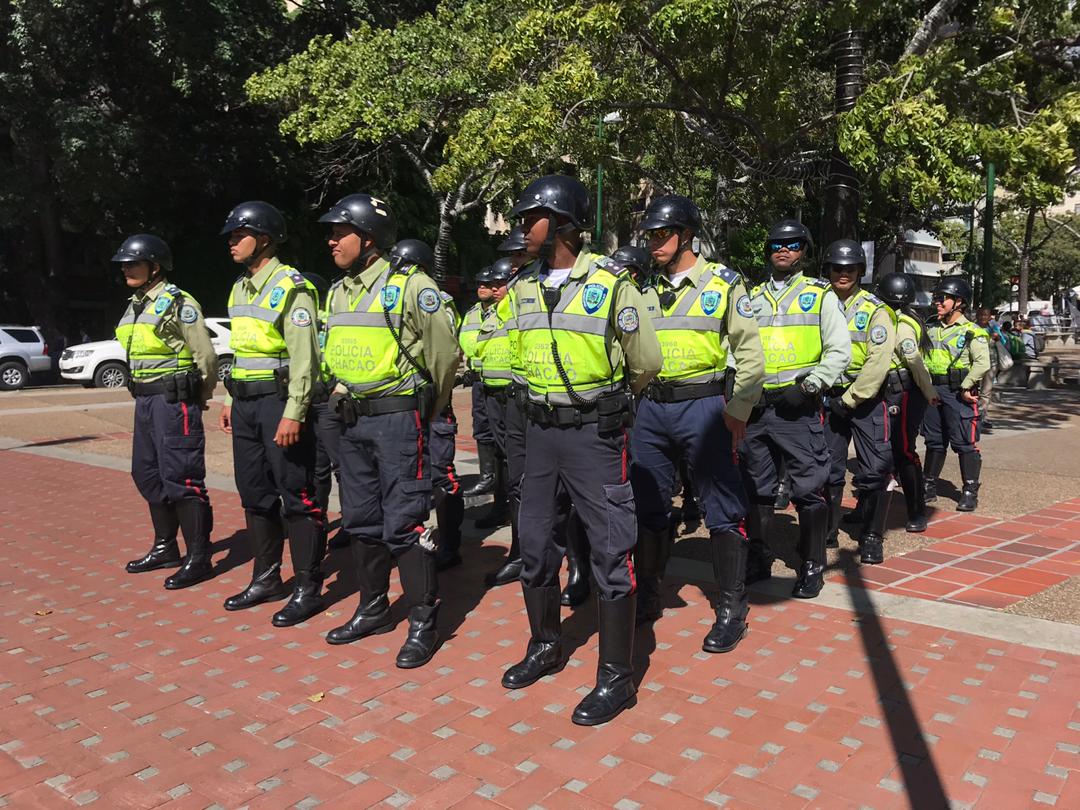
[0,325,51,390]
[60,317,233,389]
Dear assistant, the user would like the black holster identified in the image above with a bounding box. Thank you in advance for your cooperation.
[596,391,634,438]
[723,368,735,400]
[947,367,964,391]
[417,385,437,423]
[331,391,359,427]
[273,367,290,401]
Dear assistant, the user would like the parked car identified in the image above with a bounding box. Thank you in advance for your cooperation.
[60,318,232,389]
[0,325,51,390]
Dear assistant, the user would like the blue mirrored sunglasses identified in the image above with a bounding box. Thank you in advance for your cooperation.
[768,240,804,252]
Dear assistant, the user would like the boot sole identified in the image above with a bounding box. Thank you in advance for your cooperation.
[272,602,327,628]
[792,586,823,599]
[501,661,563,690]
[164,571,214,590]
[905,523,927,533]
[126,560,181,573]
[395,641,440,670]
[571,693,637,726]
[702,625,748,654]
[956,504,977,512]
[223,590,291,611]
[325,621,396,645]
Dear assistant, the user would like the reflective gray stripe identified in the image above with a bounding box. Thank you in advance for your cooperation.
[654,315,721,332]
[526,380,624,406]
[481,369,513,380]
[228,304,281,324]
[517,311,609,336]
[849,331,867,343]
[552,279,585,314]
[460,322,483,333]
[757,313,821,328]
[131,357,182,371]
[234,356,288,371]
[344,372,425,396]
[327,312,403,328]
[251,269,294,307]
[476,326,509,343]
[763,367,811,387]
[118,309,167,327]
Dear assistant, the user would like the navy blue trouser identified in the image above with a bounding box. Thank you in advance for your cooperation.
[739,401,830,508]
[922,386,981,456]
[429,406,460,495]
[886,388,928,473]
[231,393,320,520]
[132,393,208,505]
[338,408,432,554]
[631,395,747,534]
[823,395,893,492]
[471,380,493,446]
[486,386,527,500]
[518,419,637,600]
[311,399,341,513]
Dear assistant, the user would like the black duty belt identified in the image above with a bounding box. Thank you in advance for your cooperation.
[825,385,850,398]
[130,380,170,396]
[353,395,418,417]
[526,401,600,427]
[931,372,966,385]
[229,378,279,399]
[759,384,798,406]
[885,368,912,392]
[645,380,725,403]
[483,384,511,403]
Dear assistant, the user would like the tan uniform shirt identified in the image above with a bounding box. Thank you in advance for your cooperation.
[838,291,896,408]
[894,319,937,402]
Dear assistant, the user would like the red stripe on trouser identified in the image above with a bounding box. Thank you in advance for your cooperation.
[446,467,460,495]
[900,391,918,464]
[970,400,979,448]
[881,401,889,443]
[414,411,424,479]
[184,477,207,501]
[299,487,323,525]
[181,402,190,436]
[620,428,628,483]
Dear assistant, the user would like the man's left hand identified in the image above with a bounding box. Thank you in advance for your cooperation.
[274,417,303,447]
[723,411,747,447]
[961,390,978,405]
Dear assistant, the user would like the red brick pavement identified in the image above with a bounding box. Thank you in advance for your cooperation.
[1,451,1079,809]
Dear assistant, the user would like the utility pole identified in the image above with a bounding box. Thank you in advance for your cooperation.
[981,162,995,307]
[821,29,864,249]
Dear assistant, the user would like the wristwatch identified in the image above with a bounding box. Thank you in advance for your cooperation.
[800,378,820,396]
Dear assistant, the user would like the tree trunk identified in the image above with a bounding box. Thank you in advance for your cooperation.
[26,142,66,332]
[432,193,456,284]
[821,29,864,249]
[1018,206,1036,316]
[903,0,962,58]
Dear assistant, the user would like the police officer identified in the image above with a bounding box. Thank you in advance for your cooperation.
[633,196,764,652]
[319,196,459,669]
[116,235,218,589]
[741,220,851,598]
[922,277,990,512]
[877,273,940,532]
[610,244,653,288]
[388,239,465,571]
[501,175,661,726]
[219,201,326,626]
[460,266,497,498]
[821,240,896,565]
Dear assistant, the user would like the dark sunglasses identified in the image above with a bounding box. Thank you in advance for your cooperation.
[477,281,494,287]
[768,240,804,253]
[647,227,678,241]
[932,294,953,304]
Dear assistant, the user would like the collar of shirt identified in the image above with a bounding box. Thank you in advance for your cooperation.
[659,254,708,292]
[242,257,282,297]
[354,256,392,292]
[767,270,804,295]
[835,286,867,314]
[133,278,169,306]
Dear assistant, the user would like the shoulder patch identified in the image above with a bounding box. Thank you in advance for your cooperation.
[290,307,312,327]
[418,288,441,313]
[900,338,917,354]
[179,305,198,324]
[736,295,754,318]
[269,286,286,308]
[711,265,738,285]
[870,325,888,345]
[616,306,640,333]
[439,290,454,303]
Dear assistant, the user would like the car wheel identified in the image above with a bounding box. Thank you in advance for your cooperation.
[94,362,129,389]
[0,361,29,390]
[217,356,233,381]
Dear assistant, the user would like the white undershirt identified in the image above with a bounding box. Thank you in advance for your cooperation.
[666,268,693,288]
[541,267,573,288]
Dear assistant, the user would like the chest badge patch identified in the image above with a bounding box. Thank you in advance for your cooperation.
[798,292,817,312]
[154,297,169,315]
[581,283,608,314]
[699,290,721,315]
[956,334,967,349]
[381,285,401,310]
[269,286,285,308]
[854,311,869,331]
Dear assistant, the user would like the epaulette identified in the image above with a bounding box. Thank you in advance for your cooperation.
[439,291,454,303]
[163,283,180,295]
[710,265,739,285]
[290,271,306,286]
[595,257,628,277]
[862,292,884,307]
[804,277,830,289]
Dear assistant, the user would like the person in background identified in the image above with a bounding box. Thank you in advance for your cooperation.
[975,307,1000,433]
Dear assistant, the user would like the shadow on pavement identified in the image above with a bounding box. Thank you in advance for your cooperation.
[210,531,251,576]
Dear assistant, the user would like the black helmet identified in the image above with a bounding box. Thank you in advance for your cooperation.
[876,273,916,307]
[318,194,397,249]
[390,239,434,274]
[639,195,702,234]
[488,257,514,284]
[610,245,653,274]
[498,226,527,253]
[475,265,494,285]
[111,234,172,272]
[303,272,330,302]
[822,238,866,267]
[934,276,973,304]
[766,219,813,253]
[509,175,591,229]
[219,201,287,243]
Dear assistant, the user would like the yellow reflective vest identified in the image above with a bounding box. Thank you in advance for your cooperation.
[227,264,316,382]
[459,303,485,371]
[840,289,889,384]
[751,275,829,389]
[925,319,987,374]
[116,284,195,379]
[516,255,627,406]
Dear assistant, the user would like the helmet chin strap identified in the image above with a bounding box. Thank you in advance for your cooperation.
[136,265,163,296]
[348,235,382,275]
[663,228,694,272]
[244,235,275,269]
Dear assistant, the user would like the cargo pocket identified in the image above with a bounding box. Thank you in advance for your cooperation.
[603,481,637,558]
[163,434,207,484]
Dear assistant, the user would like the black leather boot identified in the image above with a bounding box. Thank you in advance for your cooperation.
[898,462,928,532]
[127,503,181,573]
[560,512,591,607]
[792,501,827,599]
[826,485,845,548]
[502,585,562,688]
[842,491,866,525]
[225,508,290,611]
[703,532,748,654]
[475,460,510,528]
[633,525,671,624]
[484,496,522,587]
[395,544,440,668]
[463,442,497,497]
[165,500,214,589]
[327,539,395,644]
[572,594,637,726]
[434,487,465,571]
[956,452,982,512]
[774,475,792,510]
[745,503,775,584]
[858,489,889,565]
[923,449,946,504]
[272,515,327,627]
